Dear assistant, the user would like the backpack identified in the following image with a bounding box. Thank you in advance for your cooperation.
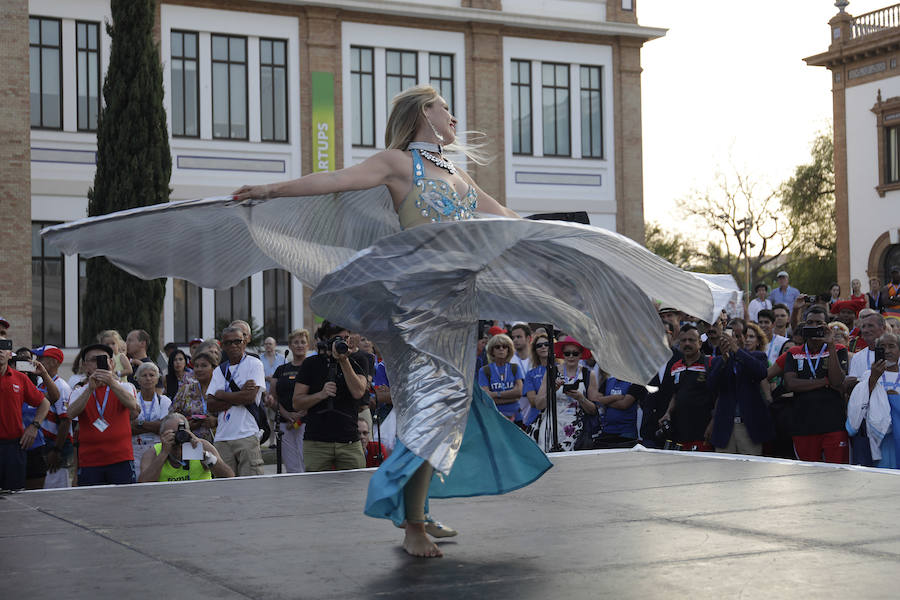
[219,361,271,441]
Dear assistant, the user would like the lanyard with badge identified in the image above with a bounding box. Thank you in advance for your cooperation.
[92,387,111,432]
[140,393,158,421]
[882,370,900,395]
[802,343,827,378]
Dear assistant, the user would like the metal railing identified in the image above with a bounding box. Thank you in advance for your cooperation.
[851,3,900,39]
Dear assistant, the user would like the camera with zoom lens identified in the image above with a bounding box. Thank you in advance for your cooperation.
[328,336,349,356]
[174,422,192,444]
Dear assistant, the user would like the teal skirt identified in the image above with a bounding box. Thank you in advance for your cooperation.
[364,387,553,525]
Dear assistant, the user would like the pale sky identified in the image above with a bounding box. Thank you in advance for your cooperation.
[639,0,888,230]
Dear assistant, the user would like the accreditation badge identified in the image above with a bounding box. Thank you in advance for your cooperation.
[92,418,109,432]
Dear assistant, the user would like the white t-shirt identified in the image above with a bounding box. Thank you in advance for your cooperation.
[132,392,172,462]
[748,298,772,323]
[511,354,532,417]
[207,354,266,442]
[849,347,876,380]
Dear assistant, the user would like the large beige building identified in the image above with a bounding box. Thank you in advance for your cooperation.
[806,1,900,291]
[7,0,662,351]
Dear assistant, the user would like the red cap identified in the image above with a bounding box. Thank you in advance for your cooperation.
[32,345,65,363]
[0,317,9,329]
[189,337,205,346]
[487,325,507,336]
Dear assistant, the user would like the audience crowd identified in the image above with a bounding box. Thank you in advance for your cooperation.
[4,266,900,491]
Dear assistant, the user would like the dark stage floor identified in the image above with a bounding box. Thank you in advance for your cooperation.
[3,448,900,599]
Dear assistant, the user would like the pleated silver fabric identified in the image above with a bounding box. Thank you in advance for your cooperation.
[43,188,715,474]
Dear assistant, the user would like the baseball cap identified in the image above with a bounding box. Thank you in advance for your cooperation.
[0,317,9,329]
[189,337,205,346]
[32,344,65,363]
[487,325,507,336]
[776,271,789,278]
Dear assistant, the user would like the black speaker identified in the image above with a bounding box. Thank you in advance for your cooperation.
[525,211,590,225]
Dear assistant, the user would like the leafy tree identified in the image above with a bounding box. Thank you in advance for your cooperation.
[779,132,836,294]
[677,169,796,292]
[80,0,170,356]
[644,221,698,270]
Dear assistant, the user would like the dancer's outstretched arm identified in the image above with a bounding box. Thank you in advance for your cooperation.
[231,150,407,202]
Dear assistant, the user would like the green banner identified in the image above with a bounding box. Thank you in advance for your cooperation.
[311,71,335,173]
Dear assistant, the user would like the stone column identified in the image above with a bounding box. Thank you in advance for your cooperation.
[300,7,341,174]
[829,11,852,291]
[614,38,646,243]
[466,22,505,203]
[0,0,32,344]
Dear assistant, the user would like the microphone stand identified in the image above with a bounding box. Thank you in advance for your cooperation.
[545,323,562,452]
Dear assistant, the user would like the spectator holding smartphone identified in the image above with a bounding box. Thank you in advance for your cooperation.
[67,343,140,486]
[0,338,50,491]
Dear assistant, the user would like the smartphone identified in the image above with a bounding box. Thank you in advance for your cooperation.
[14,360,35,373]
[0,339,12,351]
[95,354,109,370]
[875,347,886,363]
[562,383,579,392]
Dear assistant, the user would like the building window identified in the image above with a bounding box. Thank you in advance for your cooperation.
[888,126,900,184]
[350,46,375,147]
[386,49,417,112]
[76,21,101,131]
[542,63,570,157]
[872,94,900,196]
[211,34,248,140]
[260,38,288,143]
[173,279,203,344]
[263,269,291,342]
[429,53,454,113]
[622,0,634,10]
[32,223,64,347]
[29,17,63,130]
[511,60,533,155]
[580,65,603,159]
[171,30,199,137]
[214,278,251,332]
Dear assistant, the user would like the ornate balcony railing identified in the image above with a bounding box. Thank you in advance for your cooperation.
[851,3,900,39]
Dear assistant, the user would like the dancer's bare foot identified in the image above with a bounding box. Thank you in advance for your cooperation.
[403,522,443,558]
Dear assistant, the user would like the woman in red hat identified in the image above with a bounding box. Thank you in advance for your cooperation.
[531,336,598,452]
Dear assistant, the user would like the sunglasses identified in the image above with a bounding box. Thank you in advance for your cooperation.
[534,342,550,348]
[222,339,244,347]
[563,351,581,357]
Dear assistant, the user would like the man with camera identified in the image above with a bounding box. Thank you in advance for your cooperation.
[0,337,51,491]
[206,327,266,477]
[138,413,233,482]
[783,305,849,464]
[67,343,140,485]
[293,323,368,471]
[657,324,716,451]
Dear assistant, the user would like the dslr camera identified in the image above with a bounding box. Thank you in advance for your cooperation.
[801,325,826,340]
[174,421,192,444]
[328,336,349,356]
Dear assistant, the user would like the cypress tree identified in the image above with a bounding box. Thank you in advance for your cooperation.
[81,0,170,357]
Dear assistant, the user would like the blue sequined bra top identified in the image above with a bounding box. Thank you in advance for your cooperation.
[397,149,478,229]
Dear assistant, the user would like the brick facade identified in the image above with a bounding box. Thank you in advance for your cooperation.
[0,0,31,346]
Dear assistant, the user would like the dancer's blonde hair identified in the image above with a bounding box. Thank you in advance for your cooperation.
[384,84,489,165]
